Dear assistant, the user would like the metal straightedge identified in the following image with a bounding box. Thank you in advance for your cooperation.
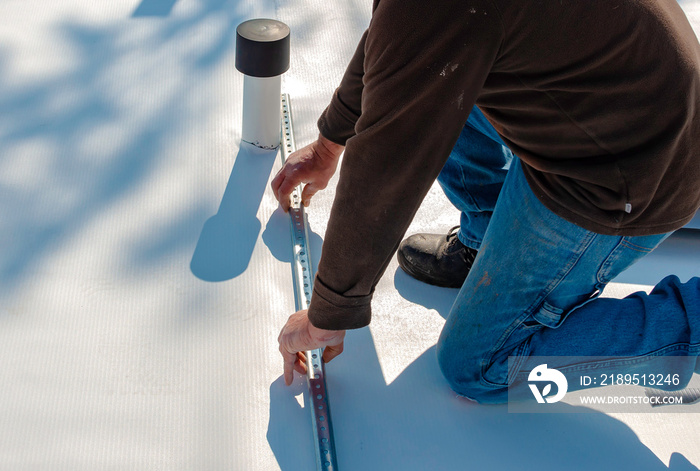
[280,93,339,471]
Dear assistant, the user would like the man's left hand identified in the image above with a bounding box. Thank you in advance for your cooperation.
[278,309,346,386]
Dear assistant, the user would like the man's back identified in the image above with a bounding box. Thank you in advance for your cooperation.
[475,0,700,234]
[306,0,700,327]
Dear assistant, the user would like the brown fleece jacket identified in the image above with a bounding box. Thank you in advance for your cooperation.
[309,0,700,330]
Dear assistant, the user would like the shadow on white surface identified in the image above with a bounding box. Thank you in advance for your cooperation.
[0,0,255,297]
[394,267,459,319]
[268,325,699,470]
[384,248,700,470]
[267,376,318,471]
[684,210,700,230]
[614,230,700,286]
[262,206,324,270]
[191,144,276,281]
[132,0,180,17]
[0,27,170,297]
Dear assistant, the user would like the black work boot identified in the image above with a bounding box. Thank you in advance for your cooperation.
[397,226,477,288]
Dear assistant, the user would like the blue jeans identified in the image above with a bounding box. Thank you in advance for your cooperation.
[435,106,700,404]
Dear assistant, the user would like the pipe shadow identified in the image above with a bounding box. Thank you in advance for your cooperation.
[190,143,277,282]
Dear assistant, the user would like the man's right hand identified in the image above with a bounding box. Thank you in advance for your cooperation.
[271,134,344,211]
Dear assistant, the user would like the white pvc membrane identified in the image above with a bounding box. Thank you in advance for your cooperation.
[0,0,699,469]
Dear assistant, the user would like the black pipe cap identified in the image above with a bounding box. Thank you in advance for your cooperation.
[235,19,290,78]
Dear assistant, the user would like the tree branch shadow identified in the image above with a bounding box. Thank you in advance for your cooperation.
[132,0,180,17]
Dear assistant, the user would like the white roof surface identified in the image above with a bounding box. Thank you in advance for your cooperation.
[0,0,699,469]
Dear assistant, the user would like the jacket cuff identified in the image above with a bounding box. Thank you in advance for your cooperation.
[308,276,372,330]
[317,90,361,146]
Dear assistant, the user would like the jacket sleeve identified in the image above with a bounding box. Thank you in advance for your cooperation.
[308,0,503,330]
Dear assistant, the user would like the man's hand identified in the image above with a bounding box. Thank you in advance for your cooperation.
[271,134,344,211]
[278,309,346,386]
